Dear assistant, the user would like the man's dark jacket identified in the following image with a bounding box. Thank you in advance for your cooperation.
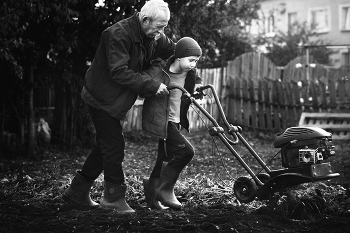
[82,13,175,119]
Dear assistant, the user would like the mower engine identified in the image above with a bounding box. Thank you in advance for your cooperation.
[274,126,335,168]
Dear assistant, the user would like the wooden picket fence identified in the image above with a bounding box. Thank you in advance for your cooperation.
[228,77,350,132]
[123,52,350,138]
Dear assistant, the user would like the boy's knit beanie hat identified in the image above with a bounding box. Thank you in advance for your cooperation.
[174,37,202,58]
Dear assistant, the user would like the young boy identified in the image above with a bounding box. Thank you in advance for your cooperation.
[141,37,202,210]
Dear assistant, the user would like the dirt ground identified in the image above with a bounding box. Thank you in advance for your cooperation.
[1,131,350,233]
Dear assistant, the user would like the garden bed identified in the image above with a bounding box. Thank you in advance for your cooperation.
[1,131,349,232]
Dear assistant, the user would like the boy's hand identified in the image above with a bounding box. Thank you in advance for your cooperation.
[156,83,169,96]
[194,84,203,92]
[193,84,204,99]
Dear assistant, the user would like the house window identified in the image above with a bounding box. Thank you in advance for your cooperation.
[339,4,350,31]
[288,12,297,28]
[308,7,330,33]
[266,14,275,37]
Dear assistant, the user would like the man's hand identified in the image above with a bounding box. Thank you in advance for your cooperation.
[156,83,169,96]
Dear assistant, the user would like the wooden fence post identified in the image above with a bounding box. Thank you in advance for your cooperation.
[338,78,350,111]
[228,76,236,124]
[319,80,328,109]
[242,79,250,129]
[310,81,319,111]
[264,80,273,131]
[277,81,287,130]
[291,82,302,123]
[272,81,281,131]
[284,82,295,127]
[257,79,265,129]
[329,79,337,112]
[249,78,257,130]
[235,78,243,125]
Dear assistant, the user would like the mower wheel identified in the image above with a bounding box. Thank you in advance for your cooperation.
[233,177,257,203]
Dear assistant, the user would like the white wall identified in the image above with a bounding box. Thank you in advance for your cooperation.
[253,0,350,66]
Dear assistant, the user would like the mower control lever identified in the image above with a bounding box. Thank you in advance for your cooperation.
[229,125,242,133]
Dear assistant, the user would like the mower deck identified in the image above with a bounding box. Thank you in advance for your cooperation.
[256,163,340,200]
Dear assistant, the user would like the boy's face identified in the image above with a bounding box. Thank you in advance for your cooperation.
[178,56,200,72]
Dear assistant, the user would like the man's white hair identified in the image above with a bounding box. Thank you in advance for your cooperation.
[139,0,170,21]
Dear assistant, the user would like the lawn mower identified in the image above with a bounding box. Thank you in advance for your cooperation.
[168,84,340,203]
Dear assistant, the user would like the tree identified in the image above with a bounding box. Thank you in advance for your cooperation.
[254,22,333,66]
[167,0,260,67]
[1,0,261,155]
[92,0,260,68]
[1,0,79,157]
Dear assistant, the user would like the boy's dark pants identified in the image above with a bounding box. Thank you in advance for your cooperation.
[150,122,194,178]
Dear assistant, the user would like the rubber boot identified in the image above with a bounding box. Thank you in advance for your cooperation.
[62,171,99,206]
[143,178,169,210]
[143,162,169,210]
[155,165,182,210]
[100,182,135,213]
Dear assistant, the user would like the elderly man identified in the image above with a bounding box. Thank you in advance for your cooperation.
[62,0,175,213]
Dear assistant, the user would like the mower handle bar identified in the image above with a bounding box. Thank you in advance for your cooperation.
[167,85,271,184]
[167,85,240,145]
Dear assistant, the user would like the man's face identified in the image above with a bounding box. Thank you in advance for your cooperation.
[142,13,168,38]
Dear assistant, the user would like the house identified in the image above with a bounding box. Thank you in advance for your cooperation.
[251,0,350,68]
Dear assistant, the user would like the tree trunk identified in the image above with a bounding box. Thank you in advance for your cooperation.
[61,84,67,147]
[9,94,25,152]
[69,81,75,149]
[26,63,35,157]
